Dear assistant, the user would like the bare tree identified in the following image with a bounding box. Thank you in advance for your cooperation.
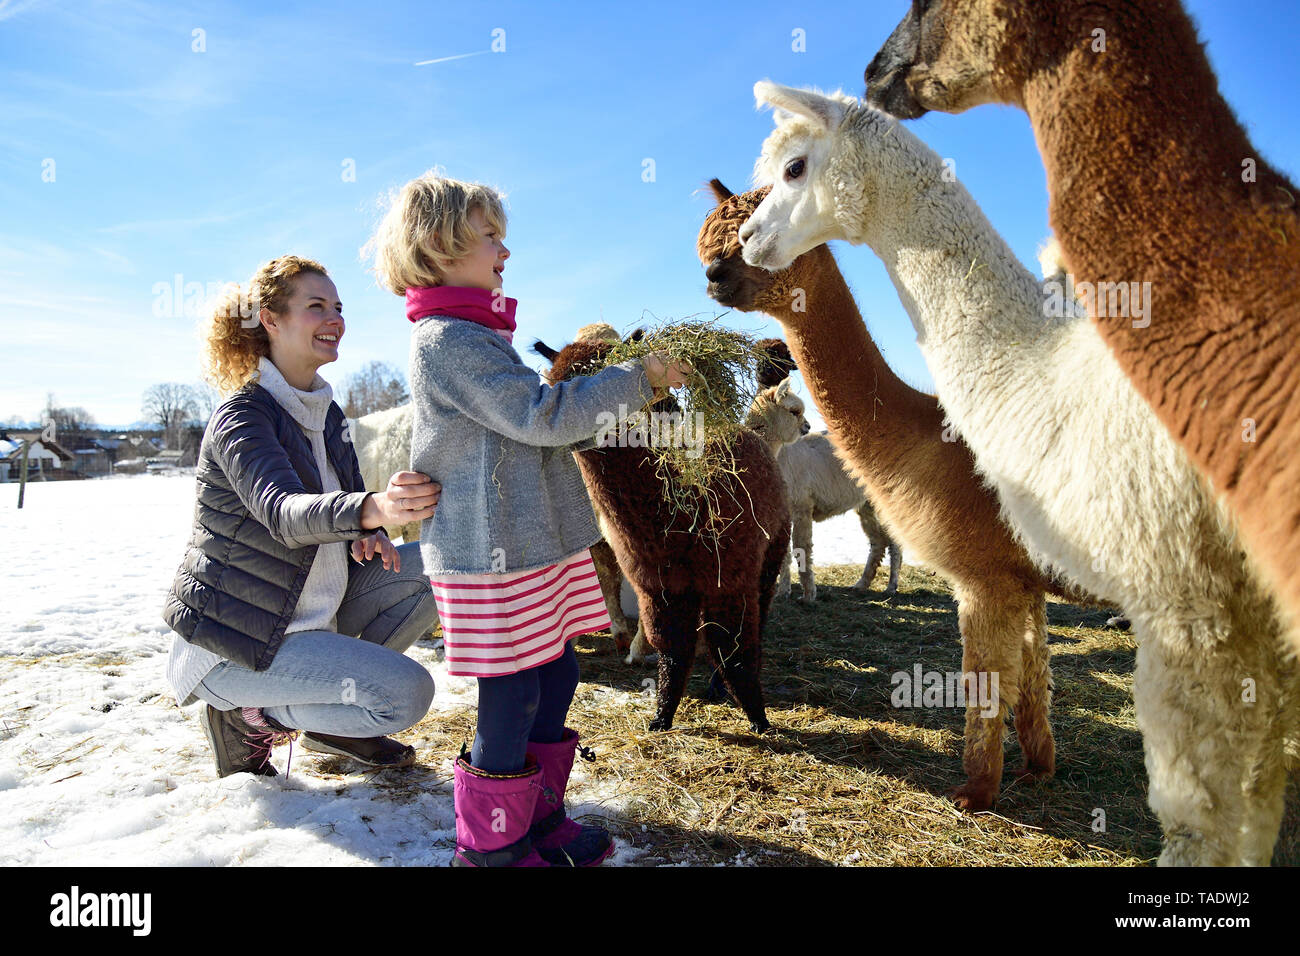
[41,393,96,441]
[142,384,198,450]
[340,361,409,418]
[190,381,222,426]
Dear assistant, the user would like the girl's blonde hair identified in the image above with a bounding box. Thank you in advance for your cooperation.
[200,255,330,394]
[364,171,507,295]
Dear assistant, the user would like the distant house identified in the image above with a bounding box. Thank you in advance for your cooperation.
[67,437,117,478]
[0,435,18,482]
[146,449,185,473]
[0,438,77,482]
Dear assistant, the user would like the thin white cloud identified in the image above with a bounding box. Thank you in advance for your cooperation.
[414,50,488,66]
[0,0,46,23]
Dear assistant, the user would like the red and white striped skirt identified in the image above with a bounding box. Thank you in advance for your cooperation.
[428,548,612,677]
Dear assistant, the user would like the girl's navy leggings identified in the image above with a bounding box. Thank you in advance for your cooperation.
[471,642,580,773]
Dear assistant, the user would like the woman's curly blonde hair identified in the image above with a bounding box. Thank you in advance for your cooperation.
[364,171,507,295]
[200,255,329,394]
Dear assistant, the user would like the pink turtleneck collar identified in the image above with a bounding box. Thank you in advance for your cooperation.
[406,285,518,342]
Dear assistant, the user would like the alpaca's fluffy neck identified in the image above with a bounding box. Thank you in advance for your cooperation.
[1021,5,1276,295]
[840,136,1049,354]
[759,240,1010,552]
[768,243,945,438]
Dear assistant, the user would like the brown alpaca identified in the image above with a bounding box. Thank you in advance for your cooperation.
[864,0,1300,646]
[699,179,1096,810]
[533,336,790,733]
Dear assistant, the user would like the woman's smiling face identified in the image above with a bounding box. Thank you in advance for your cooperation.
[262,271,345,386]
[440,206,509,292]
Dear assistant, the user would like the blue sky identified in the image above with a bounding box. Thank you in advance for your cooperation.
[3,0,1298,428]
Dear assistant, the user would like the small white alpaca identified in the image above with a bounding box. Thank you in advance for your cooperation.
[349,403,419,543]
[747,379,900,601]
[739,82,1298,866]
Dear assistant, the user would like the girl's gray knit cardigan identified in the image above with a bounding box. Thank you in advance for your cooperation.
[408,315,653,574]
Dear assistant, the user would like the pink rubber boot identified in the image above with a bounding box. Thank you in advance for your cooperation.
[451,752,550,867]
[527,729,614,866]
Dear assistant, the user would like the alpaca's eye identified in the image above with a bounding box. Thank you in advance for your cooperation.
[785,158,806,181]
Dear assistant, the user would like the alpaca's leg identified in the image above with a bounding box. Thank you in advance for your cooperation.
[1236,639,1294,865]
[1012,595,1055,781]
[852,503,885,592]
[625,620,653,666]
[885,541,901,595]
[950,588,1026,811]
[758,519,791,635]
[777,531,793,599]
[589,540,632,655]
[793,510,815,603]
[644,593,701,732]
[699,592,769,733]
[590,541,629,655]
[1133,619,1271,866]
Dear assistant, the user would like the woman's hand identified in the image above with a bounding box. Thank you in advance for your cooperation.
[352,528,401,571]
[361,471,440,531]
[642,352,693,392]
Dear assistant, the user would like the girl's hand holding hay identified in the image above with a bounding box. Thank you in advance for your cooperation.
[642,351,693,393]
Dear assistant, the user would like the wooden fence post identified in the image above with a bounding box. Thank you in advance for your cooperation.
[17,440,30,508]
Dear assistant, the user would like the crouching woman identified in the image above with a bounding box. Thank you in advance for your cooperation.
[163,254,441,777]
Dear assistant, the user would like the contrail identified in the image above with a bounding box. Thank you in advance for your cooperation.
[414,51,489,66]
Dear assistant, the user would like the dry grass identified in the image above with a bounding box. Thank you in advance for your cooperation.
[399,563,1300,866]
[580,317,782,536]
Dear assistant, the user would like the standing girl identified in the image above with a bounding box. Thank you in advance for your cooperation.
[367,173,688,866]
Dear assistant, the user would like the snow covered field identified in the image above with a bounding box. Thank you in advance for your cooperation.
[0,473,889,867]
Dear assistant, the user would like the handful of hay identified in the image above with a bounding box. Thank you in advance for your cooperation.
[587,317,787,532]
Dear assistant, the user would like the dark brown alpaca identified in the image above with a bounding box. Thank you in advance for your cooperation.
[699,179,1097,810]
[865,0,1300,646]
[755,338,798,389]
[533,336,790,733]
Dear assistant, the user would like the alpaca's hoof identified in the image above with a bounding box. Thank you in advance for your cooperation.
[624,651,659,666]
[749,717,771,734]
[948,783,997,812]
[648,717,672,732]
[850,580,872,593]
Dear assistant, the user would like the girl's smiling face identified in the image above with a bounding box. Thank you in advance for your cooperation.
[440,206,510,292]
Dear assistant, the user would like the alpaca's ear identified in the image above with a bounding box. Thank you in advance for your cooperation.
[532,340,560,362]
[1037,235,1069,280]
[708,178,734,202]
[775,378,791,399]
[754,80,844,131]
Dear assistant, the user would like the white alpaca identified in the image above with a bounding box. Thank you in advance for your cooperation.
[747,379,900,600]
[739,82,1298,866]
[350,403,419,543]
